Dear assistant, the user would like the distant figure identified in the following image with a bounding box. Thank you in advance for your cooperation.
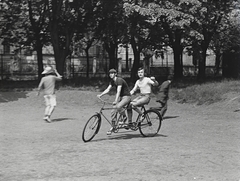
[155,75,173,117]
[9,56,19,78]
[93,57,97,76]
[65,56,71,79]
[37,66,62,123]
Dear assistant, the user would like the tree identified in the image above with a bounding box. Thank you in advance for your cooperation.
[180,0,237,80]
[28,0,49,79]
[221,8,240,78]
[124,0,194,79]
[95,0,128,70]
[210,3,240,77]
[72,0,101,78]
[46,0,93,75]
[74,34,97,78]
[0,1,29,47]
[0,0,51,80]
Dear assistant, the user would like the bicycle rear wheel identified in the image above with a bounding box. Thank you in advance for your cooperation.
[82,114,101,142]
[139,109,162,137]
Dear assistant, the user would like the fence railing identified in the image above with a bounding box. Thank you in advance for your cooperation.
[0,53,221,81]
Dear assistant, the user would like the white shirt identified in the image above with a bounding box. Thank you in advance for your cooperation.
[131,77,155,95]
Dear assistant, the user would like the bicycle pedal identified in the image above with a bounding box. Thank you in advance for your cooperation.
[130,126,138,131]
[113,127,119,133]
[118,122,124,126]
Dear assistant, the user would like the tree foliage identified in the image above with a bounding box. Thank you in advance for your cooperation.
[124,0,239,79]
[1,0,239,80]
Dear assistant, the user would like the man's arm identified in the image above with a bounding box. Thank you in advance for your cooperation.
[150,77,159,86]
[114,85,122,104]
[97,85,112,98]
[130,81,138,95]
[54,69,62,81]
[36,79,43,96]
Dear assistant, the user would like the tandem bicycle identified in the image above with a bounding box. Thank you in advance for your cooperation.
[82,97,162,142]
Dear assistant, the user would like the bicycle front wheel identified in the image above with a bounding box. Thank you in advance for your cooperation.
[139,109,162,137]
[82,114,101,142]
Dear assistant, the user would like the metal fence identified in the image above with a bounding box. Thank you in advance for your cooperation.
[0,53,220,81]
[0,53,103,80]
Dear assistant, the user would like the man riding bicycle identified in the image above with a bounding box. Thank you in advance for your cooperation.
[127,67,159,125]
[97,69,131,135]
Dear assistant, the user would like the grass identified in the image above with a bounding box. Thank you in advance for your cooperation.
[170,78,240,105]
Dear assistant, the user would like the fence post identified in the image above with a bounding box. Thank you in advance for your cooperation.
[93,57,97,76]
[1,52,3,81]
[118,58,122,76]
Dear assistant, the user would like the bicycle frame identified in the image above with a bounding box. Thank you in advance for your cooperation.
[82,97,162,142]
[97,97,147,129]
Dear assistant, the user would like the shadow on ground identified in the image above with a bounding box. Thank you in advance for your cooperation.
[0,91,28,103]
[90,132,168,142]
[51,118,74,122]
[163,116,179,120]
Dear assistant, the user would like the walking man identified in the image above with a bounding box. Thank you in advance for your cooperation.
[37,66,62,123]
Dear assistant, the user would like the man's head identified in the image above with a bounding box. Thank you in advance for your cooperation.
[42,66,54,75]
[109,69,117,79]
[167,75,173,81]
[137,67,145,78]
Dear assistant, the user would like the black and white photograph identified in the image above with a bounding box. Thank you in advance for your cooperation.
[0,0,240,180]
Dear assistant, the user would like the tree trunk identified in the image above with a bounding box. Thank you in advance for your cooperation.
[198,42,208,80]
[214,51,221,76]
[48,0,73,76]
[172,29,183,79]
[130,37,141,81]
[222,51,240,78]
[125,45,129,71]
[85,49,90,78]
[36,43,43,81]
[172,46,183,79]
[52,46,67,75]
[104,42,117,69]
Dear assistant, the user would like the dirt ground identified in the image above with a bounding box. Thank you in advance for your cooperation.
[0,89,240,181]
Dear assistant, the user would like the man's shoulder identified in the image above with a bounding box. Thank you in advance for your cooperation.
[116,77,124,81]
[116,77,125,83]
[144,77,152,82]
[161,80,170,87]
[162,80,168,84]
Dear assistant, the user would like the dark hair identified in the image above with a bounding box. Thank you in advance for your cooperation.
[138,67,144,71]
[167,75,173,80]
[109,69,117,73]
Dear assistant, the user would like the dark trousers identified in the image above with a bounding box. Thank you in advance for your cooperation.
[157,101,167,117]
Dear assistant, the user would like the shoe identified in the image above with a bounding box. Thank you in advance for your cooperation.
[118,121,124,126]
[129,122,138,131]
[128,122,133,126]
[107,127,114,135]
[119,115,128,126]
[44,116,51,123]
[124,122,133,130]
